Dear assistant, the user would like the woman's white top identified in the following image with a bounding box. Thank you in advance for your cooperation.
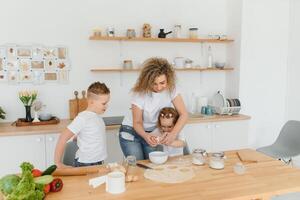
[122,88,179,131]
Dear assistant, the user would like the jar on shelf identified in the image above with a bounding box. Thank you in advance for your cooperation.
[192,148,207,165]
[92,28,102,37]
[173,24,182,38]
[123,60,133,69]
[189,28,198,39]
[126,29,136,38]
[209,152,226,169]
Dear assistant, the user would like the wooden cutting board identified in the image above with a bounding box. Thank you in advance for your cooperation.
[237,149,273,163]
[69,91,88,120]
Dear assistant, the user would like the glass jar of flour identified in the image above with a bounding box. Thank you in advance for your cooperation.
[192,148,207,165]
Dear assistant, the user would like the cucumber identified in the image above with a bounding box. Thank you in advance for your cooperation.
[42,165,57,175]
[34,175,53,185]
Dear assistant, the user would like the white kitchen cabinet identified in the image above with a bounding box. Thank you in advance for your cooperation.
[183,122,212,152]
[0,134,46,176]
[184,119,249,153]
[212,120,249,152]
[45,133,60,166]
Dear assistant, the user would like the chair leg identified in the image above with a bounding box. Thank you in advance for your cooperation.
[278,158,292,165]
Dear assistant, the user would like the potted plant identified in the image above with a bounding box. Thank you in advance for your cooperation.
[19,90,38,122]
[0,106,5,120]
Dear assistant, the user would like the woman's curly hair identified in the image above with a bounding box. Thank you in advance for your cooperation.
[132,57,176,94]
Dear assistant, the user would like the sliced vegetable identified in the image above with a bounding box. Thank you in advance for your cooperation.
[42,165,57,176]
[32,169,42,177]
[34,175,53,185]
[50,178,63,192]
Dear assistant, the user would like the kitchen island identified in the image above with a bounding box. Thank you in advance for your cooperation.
[46,149,300,200]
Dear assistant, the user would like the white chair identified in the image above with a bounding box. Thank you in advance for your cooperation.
[257,120,300,164]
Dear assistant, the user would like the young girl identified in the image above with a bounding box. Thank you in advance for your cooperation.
[151,107,186,157]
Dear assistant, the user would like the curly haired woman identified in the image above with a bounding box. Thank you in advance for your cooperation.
[119,57,188,160]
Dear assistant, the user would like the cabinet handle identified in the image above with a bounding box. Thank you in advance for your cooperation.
[36,137,42,142]
[48,137,53,142]
[206,125,211,129]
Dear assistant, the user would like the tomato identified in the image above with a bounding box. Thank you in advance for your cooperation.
[31,169,42,177]
[44,184,50,194]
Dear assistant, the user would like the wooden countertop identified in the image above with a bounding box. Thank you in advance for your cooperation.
[45,149,300,200]
[0,114,250,137]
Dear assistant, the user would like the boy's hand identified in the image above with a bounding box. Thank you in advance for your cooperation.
[56,162,72,169]
[144,134,158,147]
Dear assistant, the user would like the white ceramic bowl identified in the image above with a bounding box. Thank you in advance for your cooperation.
[39,113,52,121]
[149,151,168,164]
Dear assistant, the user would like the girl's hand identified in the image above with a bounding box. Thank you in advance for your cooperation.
[144,134,158,147]
[160,132,177,145]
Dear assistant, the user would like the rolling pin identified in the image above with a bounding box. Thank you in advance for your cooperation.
[52,165,110,176]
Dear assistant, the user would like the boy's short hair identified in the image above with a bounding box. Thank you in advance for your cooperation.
[157,107,179,128]
[87,82,110,98]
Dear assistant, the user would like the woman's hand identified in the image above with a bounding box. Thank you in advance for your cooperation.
[160,132,177,145]
[144,134,158,147]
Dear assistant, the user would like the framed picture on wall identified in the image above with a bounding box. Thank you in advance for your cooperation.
[19,59,31,71]
[32,46,44,60]
[31,60,45,70]
[6,45,17,59]
[19,71,32,83]
[7,70,18,84]
[43,47,57,59]
[17,47,32,58]
[56,59,70,70]
[58,70,69,84]
[5,58,19,70]
[0,58,5,71]
[0,71,7,82]
[45,59,57,70]
[44,71,58,82]
[57,46,68,59]
[0,47,6,58]
[32,70,45,85]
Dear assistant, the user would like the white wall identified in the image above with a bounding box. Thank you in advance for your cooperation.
[0,0,231,122]
[239,0,290,147]
[286,0,300,121]
[225,0,242,98]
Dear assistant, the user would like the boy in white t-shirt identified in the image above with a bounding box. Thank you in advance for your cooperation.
[54,82,110,168]
[151,107,186,157]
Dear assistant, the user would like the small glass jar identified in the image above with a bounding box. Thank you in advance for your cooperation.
[126,29,136,38]
[123,60,133,69]
[192,148,207,165]
[209,152,226,169]
[173,24,182,38]
[92,28,102,37]
[125,155,137,176]
[189,28,198,39]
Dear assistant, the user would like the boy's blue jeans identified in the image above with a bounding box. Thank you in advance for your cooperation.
[119,125,158,160]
